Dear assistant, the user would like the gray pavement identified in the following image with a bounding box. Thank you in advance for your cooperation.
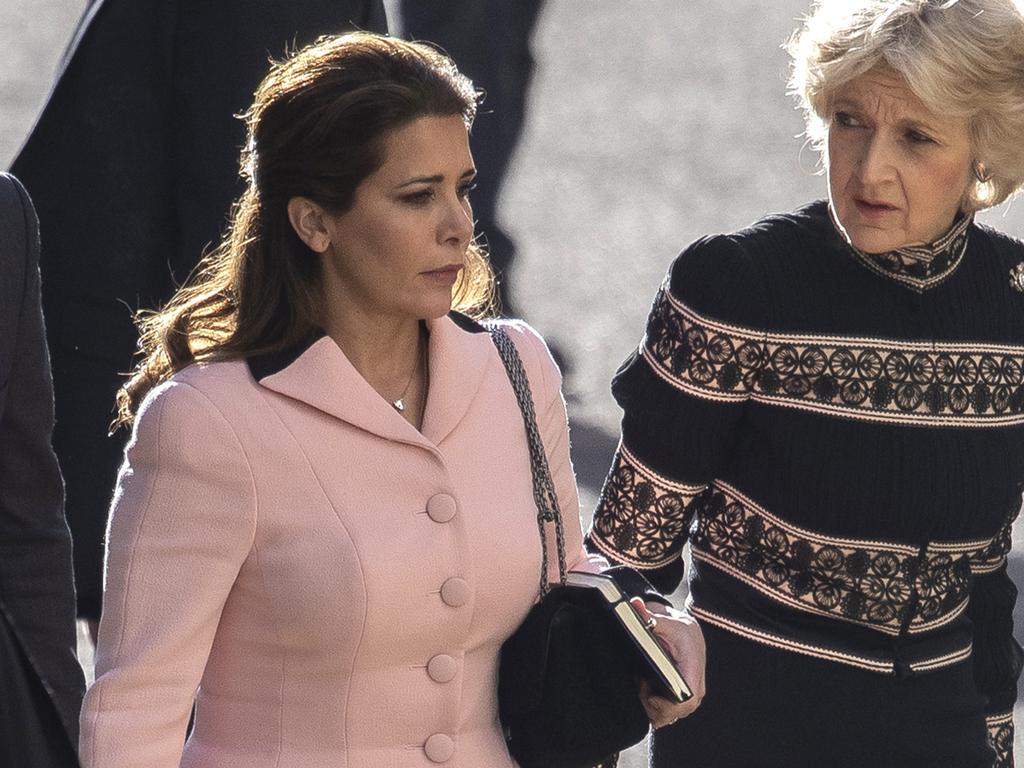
[6,1,1024,764]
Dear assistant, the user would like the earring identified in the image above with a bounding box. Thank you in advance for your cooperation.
[974,161,993,183]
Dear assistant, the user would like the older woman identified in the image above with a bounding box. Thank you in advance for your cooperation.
[588,1,1024,766]
[78,32,703,768]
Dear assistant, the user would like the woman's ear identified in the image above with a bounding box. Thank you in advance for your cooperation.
[287,196,332,253]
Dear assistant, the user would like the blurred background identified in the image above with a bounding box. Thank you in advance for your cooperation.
[5,1,1024,763]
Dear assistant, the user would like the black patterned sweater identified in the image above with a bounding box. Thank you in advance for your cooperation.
[587,201,1024,767]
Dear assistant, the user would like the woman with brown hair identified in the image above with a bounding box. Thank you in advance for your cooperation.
[79,32,703,767]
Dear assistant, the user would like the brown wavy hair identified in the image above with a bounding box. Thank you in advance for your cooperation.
[115,32,495,427]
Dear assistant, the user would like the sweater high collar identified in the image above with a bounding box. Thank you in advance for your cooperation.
[829,205,973,292]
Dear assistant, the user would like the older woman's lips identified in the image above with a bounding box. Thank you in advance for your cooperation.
[854,198,898,219]
[422,265,463,284]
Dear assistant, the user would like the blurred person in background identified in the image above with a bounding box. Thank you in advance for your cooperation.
[0,172,84,767]
[400,0,544,319]
[79,33,703,767]
[588,1,1024,766]
[10,0,387,633]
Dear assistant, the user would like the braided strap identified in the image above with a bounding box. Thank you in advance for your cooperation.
[488,326,568,596]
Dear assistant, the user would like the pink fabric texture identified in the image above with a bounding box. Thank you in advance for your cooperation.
[80,317,595,767]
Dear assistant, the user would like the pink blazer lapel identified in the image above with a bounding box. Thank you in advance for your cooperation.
[257,335,429,447]
[252,315,494,447]
[420,314,494,445]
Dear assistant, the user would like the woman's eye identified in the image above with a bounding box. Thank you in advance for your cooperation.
[458,182,477,199]
[833,111,859,128]
[906,130,934,145]
[402,189,433,205]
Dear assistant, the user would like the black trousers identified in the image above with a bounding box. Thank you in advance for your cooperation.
[653,624,994,768]
[0,615,79,767]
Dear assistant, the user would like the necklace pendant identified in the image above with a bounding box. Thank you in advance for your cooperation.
[392,398,406,412]
[1011,262,1024,293]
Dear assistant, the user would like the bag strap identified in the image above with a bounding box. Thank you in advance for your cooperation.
[488,325,568,596]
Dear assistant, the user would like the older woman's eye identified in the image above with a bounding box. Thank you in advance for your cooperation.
[458,182,477,199]
[833,111,859,128]
[906,130,934,145]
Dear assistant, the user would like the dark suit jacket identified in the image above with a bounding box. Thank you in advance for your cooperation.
[0,173,84,765]
[10,0,387,618]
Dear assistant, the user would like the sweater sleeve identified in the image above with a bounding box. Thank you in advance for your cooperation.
[79,379,257,768]
[586,234,768,594]
[969,505,1023,768]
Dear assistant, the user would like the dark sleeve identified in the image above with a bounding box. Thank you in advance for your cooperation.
[586,234,769,594]
[0,174,84,745]
[968,505,1022,768]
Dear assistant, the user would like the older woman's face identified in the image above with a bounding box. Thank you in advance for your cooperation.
[826,69,974,253]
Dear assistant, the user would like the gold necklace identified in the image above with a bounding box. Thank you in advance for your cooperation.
[391,330,426,412]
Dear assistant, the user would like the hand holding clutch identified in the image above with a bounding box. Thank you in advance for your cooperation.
[631,599,706,727]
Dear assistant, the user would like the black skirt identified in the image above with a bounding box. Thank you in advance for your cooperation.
[652,624,994,768]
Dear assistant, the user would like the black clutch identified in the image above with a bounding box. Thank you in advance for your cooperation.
[498,567,689,768]
[489,327,682,768]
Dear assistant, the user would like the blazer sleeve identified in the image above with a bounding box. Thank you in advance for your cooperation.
[504,322,607,580]
[586,235,769,594]
[79,380,257,768]
[967,504,1023,768]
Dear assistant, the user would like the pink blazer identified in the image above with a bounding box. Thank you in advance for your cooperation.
[79,316,596,768]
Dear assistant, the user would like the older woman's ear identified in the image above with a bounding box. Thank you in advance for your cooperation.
[287,197,332,253]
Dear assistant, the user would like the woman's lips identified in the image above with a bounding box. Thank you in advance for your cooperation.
[853,198,898,219]
[422,265,463,284]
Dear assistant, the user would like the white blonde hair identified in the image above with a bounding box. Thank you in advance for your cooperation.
[788,0,1024,211]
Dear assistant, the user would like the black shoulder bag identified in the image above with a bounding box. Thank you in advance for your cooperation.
[488,327,656,768]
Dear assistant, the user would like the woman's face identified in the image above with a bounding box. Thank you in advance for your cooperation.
[314,114,476,323]
[826,68,974,253]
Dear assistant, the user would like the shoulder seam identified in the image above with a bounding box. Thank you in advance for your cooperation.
[173,381,259,547]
